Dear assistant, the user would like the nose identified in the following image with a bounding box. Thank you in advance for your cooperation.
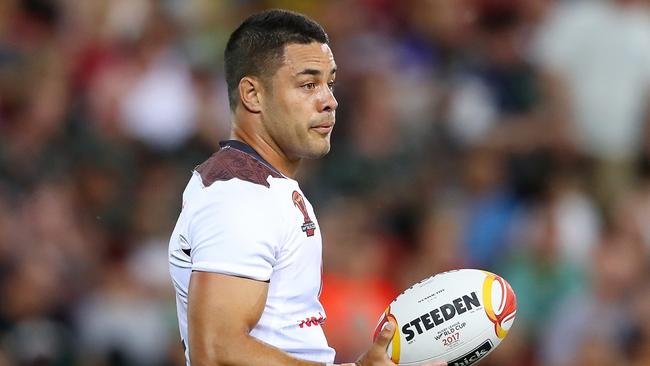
[320,87,338,113]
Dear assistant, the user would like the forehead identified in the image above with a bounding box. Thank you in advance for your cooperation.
[279,42,336,74]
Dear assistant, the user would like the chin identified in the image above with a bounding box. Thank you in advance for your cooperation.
[304,141,331,159]
[306,147,330,159]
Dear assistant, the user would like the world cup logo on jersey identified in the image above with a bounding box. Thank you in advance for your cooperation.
[292,191,316,237]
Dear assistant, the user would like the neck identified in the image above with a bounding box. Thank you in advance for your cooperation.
[230,125,300,179]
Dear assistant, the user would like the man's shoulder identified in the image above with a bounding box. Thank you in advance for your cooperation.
[195,147,284,189]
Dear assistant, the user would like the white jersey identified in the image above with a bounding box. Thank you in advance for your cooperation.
[169,140,335,365]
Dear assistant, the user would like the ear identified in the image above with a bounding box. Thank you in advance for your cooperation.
[238,76,263,113]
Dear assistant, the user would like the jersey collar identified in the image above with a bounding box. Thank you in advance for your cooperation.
[218,140,284,177]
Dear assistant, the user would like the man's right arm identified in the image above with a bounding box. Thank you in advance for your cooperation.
[188,271,323,366]
[188,271,445,366]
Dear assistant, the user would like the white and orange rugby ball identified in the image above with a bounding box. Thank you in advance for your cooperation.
[373,269,517,366]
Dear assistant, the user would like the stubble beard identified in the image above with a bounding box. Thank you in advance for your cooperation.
[305,132,331,159]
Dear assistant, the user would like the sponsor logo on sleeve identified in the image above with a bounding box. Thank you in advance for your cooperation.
[298,312,325,328]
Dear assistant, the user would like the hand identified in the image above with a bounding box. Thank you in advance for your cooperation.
[354,322,447,366]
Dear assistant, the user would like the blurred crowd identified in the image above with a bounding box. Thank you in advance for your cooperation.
[1,0,650,365]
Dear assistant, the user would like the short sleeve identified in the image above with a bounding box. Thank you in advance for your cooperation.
[188,187,278,281]
[531,2,580,71]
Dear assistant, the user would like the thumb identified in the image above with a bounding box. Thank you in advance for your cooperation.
[373,321,396,350]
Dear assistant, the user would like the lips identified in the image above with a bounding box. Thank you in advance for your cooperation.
[311,121,335,134]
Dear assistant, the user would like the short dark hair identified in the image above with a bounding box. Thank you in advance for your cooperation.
[224,9,329,110]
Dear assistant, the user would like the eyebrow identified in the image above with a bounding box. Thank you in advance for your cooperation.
[296,67,337,77]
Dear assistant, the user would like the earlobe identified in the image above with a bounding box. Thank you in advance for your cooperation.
[239,77,263,113]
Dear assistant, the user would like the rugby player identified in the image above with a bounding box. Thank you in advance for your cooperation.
[168,9,446,366]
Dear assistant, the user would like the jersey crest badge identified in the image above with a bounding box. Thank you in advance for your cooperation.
[292,191,316,237]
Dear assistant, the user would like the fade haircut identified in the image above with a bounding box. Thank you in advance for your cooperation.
[224,9,329,110]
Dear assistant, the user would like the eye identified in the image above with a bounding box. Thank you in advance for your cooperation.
[327,81,336,91]
[302,83,316,90]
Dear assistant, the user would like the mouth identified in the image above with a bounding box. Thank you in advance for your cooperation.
[311,121,335,135]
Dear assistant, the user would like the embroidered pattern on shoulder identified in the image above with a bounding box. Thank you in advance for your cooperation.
[196,148,283,188]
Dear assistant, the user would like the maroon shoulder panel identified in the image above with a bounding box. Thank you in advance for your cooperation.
[196,147,283,188]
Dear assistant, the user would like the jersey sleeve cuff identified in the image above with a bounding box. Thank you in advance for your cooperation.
[191,262,272,282]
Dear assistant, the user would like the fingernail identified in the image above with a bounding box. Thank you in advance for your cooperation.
[383,321,394,332]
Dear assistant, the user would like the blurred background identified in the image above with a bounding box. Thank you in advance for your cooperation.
[2,0,650,365]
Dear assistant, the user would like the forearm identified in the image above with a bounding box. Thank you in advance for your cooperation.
[191,332,353,366]
[187,273,358,366]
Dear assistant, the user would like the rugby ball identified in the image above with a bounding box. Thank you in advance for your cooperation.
[373,269,517,366]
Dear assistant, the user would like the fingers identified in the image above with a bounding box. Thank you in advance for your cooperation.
[373,321,396,350]
[420,361,447,366]
[361,322,447,366]
[357,322,400,366]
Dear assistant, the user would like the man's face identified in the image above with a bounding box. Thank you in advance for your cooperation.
[261,42,338,161]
